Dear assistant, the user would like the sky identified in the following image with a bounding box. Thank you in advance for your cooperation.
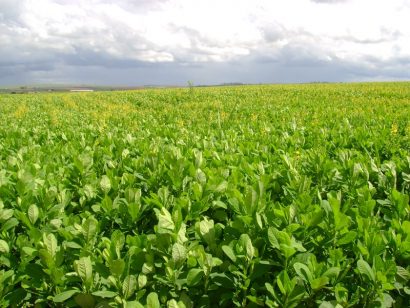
[1,0,410,86]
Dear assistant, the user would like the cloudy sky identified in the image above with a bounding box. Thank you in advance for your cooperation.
[1,0,410,86]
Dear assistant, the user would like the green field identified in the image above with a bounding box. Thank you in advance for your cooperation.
[0,83,409,307]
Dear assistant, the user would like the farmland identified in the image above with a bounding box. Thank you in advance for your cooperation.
[0,83,409,307]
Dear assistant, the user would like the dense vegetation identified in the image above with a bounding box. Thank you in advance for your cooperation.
[0,83,409,307]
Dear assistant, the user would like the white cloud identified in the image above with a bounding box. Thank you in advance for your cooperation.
[0,0,409,84]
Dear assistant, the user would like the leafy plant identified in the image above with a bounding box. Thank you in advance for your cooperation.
[0,83,409,307]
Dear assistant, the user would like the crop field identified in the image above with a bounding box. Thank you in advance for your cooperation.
[0,83,409,307]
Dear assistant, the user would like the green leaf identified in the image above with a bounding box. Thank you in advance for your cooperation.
[396,266,410,282]
[128,202,140,221]
[337,231,357,245]
[222,245,237,263]
[2,217,19,232]
[239,234,254,260]
[334,284,348,303]
[53,290,79,303]
[311,276,329,290]
[294,263,313,283]
[357,259,375,282]
[82,216,98,242]
[147,292,160,308]
[74,256,93,290]
[111,229,125,258]
[277,270,292,295]
[100,175,111,194]
[110,259,125,277]
[0,240,9,253]
[196,169,207,185]
[172,243,187,266]
[322,267,341,280]
[154,207,175,234]
[194,150,203,168]
[64,241,82,249]
[267,227,280,249]
[28,204,39,225]
[318,302,336,308]
[74,293,95,308]
[125,301,145,308]
[379,292,394,307]
[92,290,117,298]
[43,233,57,258]
[186,268,204,286]
[3,288,27,306]
[265,282,276,297]
[138,274,147,289]
[199,218,215,245]
[83,184,96,200]
[0,208,14,221]
[167,299,179,308]
[122,275,137,300]
[101,195,113,213]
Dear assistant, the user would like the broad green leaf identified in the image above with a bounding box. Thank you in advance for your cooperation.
[177,223,188,244]
[396,266,410,281]
[0,240,10,253]
[215,181,228,194]
[277,270,292,295]
[111,229,125,258]
[318,302,336,308]
[167,299,179,308]
[194,150,203,168]
[92,290,117,298]
[322,267,341,280]
[43,233,57,258]
[100,175,111,194]
[138,274,147,289]
[311,277,329,290]
[110,259,125,277]
[125,301,145,308]
[122,275,137,300]
[53,290,79,303]
[290,237,306,252]
[128,202,140,221]
[379,292,394,307]
[82,216,98,242]
[294,263,313,283]
[0,208,14,221]
[2,217,19,232]
[74,257,93,290]
[239,234,254,260]
[222,245,237,263]
[21,246,37,256]
[267,227,280,249]
[101,195,113,213]
[83,184,96,200]
[337,231,357,245]
[64,241,82,249]
[199,218,215,245]
[74,293,95,308]
[265,282,276,297]
[147,292,160,308]
[334,284,348,303]
[154,207,175,234]
[196,169,207,185]
[172,243,187,266]
[186,268,204,286]
[28,204,39,225]
[357,259,375,282]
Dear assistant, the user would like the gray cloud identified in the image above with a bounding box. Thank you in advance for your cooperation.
[0,0,409,86]
[311,0,349,3]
